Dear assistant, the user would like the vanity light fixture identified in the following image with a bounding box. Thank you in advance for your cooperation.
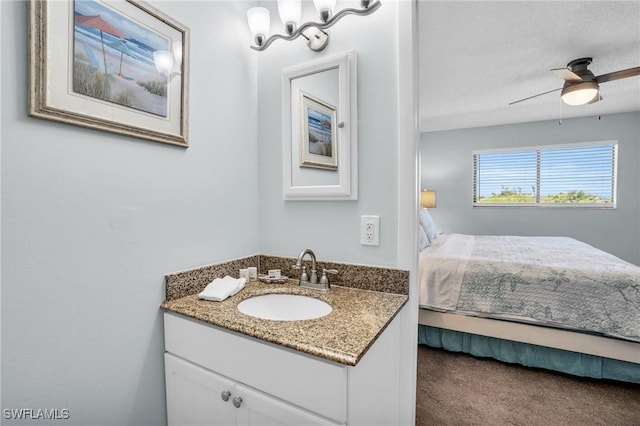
[247,0,381,52]
[153,41,182,80]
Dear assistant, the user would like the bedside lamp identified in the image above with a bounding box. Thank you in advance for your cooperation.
[420,190,436,208]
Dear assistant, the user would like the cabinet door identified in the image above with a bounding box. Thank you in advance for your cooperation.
[164,353,237,426]
[235,384,343,426]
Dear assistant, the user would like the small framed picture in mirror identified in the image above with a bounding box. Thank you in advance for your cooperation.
[299,91,338,170]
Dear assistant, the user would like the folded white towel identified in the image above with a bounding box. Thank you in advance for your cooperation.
[198,276,247,302]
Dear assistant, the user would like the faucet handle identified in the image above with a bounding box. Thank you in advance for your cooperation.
[292,264,309,282]
[319,269,338,286]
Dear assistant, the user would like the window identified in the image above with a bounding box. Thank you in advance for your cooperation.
[473,141,617,207]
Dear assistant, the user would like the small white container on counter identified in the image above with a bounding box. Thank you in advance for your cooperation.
[248,266,258,281]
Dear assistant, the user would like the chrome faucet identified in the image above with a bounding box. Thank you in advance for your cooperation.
[293,249,318,284]
[292,249,336,291]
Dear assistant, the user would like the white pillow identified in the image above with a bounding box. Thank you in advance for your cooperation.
[419,208,439,243]
[418,224,430,251]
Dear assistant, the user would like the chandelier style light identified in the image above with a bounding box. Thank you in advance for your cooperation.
[247,0,381,52]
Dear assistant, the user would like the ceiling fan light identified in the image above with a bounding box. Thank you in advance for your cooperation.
[561,81,599,106]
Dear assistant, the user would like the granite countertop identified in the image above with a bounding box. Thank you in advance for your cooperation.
[161,280,408,366]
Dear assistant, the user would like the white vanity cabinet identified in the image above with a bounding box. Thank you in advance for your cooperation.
[163,311,402,426]
[165,353,334,425]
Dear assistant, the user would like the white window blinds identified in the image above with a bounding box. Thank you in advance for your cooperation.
[473,142,617,207]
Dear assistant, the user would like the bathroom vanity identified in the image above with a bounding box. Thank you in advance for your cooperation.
[162,276,408,426]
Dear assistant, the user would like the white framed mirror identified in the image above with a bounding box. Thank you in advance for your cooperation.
[282,50,357,200]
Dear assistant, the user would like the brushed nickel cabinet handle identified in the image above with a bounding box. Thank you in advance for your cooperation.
[232,396,243,408]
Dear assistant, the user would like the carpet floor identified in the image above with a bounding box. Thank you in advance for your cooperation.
[416,345,640,426]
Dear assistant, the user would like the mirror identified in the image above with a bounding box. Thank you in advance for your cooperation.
[282,50,357,200]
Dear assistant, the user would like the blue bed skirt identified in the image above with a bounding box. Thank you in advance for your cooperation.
[418,324,640,384]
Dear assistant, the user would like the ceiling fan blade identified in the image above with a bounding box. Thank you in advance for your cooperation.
[596,66,640,83]
[509,87,562,105]
[551,67,582,82]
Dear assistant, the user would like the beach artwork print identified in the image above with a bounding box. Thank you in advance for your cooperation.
[299,92,338,170]
[73,0,172,117]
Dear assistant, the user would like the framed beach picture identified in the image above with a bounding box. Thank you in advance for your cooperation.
[29,0,189,147]
[299,91,338,170]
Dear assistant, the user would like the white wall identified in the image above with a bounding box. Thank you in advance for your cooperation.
[1,1,258,425]
[420,112,640,264]
[257,0,400,267]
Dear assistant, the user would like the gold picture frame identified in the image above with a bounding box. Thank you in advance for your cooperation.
[29,0,189,147]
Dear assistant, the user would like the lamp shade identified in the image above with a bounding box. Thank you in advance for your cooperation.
[561,81,599,106]
[420,190,436,208]
[313,0,337,21]
[277,0,301,26]
[313,0,337,11]
[247,7,270,40]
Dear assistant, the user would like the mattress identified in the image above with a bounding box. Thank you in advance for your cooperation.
[419,234,640,343]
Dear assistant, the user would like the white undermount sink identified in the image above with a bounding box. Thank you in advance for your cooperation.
[237,294,332,321]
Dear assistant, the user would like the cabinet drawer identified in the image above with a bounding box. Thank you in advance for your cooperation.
[164,312,347,423]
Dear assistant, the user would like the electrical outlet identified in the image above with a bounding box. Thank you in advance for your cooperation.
[360,215,380,246]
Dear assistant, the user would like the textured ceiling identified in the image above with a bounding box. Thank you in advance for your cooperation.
[418,1,640,132]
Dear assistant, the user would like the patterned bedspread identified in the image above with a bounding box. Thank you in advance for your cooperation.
[419,234,640,342]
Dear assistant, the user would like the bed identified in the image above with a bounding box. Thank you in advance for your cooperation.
[417,208,640,384]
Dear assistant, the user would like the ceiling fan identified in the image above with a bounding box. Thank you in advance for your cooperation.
[509,58,640,106]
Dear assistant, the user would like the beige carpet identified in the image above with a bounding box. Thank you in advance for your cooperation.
[416,345,640,426]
